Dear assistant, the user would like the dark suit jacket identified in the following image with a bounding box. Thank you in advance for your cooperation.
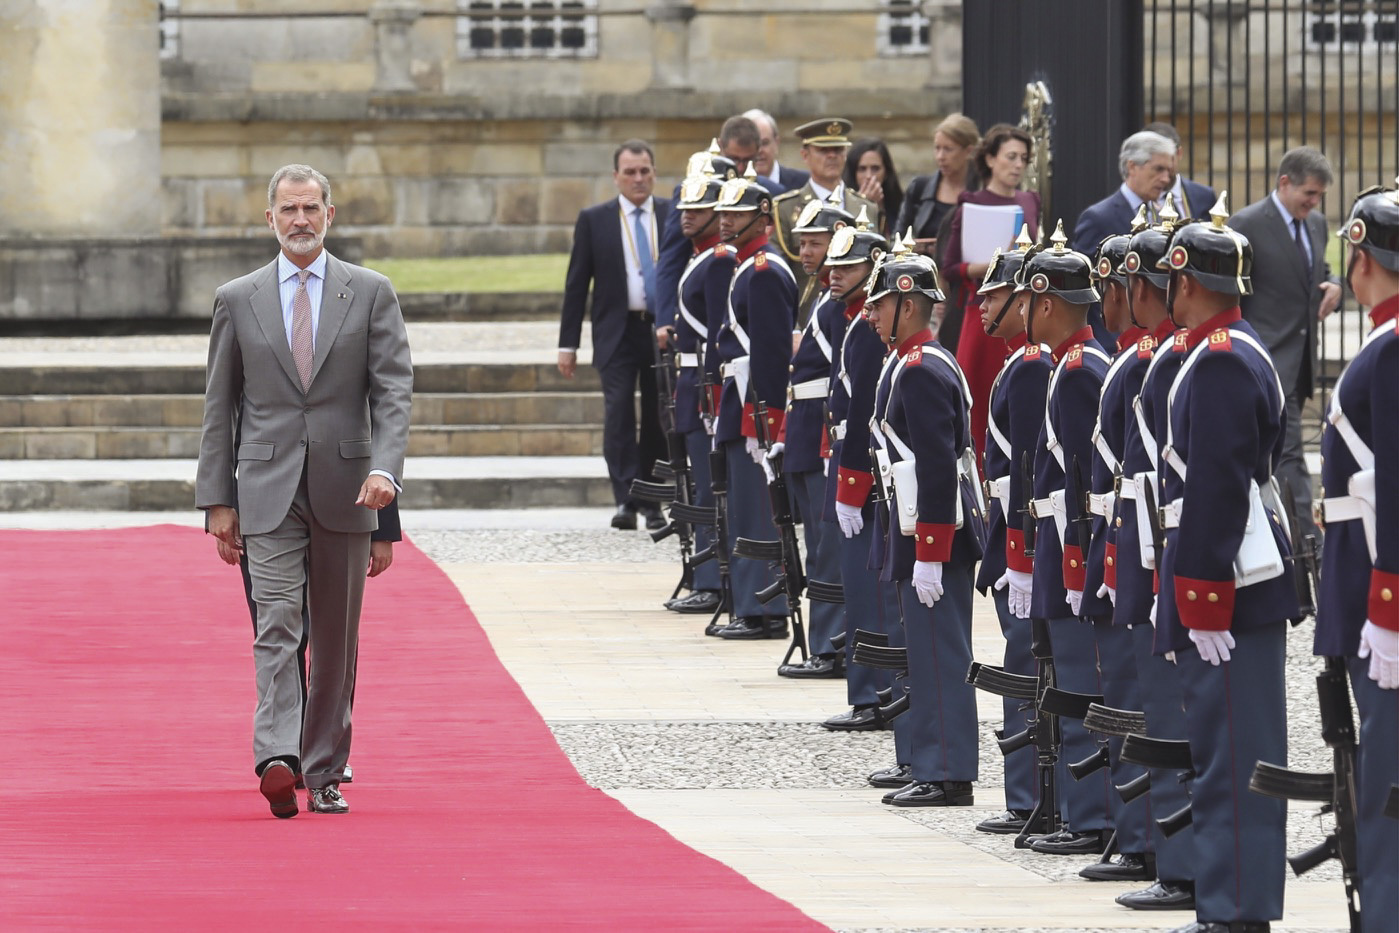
[1177,178,1217,219]
[559,195,673,371]
[1073,190,1136,257]
[771,163,809,191]
[1230,194,1331,399]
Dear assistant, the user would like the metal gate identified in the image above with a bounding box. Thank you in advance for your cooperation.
[1144,0,1399,412]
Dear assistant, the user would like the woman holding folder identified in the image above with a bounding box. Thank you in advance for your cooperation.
[942,123,1042,471]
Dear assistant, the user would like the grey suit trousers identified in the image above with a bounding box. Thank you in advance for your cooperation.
[246,464,370,790]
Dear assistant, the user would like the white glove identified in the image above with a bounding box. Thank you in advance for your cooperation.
[835,500,864,538]
[1358,621,1399,690]
[761,441,784,484]
[1067,589,1083,616]
[745,436,764,466]
[1097,582,1116,606]
[998,568,1034,619]
[1188,628,1236,666]
[913,561,944,607]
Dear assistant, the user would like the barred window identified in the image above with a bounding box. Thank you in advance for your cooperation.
[159,0,180,61]
[456,0,598,60]
[1304,2,1398,49]
[878,0,930,56]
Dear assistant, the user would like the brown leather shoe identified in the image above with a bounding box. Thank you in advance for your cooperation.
[258,761,298,819]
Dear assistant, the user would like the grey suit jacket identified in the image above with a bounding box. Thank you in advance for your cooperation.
[1230,195,1329,398]
[196,253,414,536]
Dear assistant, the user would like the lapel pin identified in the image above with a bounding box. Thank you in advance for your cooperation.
[338,292,348,300]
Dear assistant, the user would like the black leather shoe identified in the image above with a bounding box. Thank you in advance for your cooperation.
[307,785,350,814]
[704,617,729,637]
[777,654,843,678]
[1079,851,1155,881]
[717,616,787,640]
[821,705,886,731]
[976,809,1032,834]
[868,763,913,788]
[611,505,637,530]
[1115,880,1196,911]
[640,506,666,531]
[258,760,298,819]
[1029,828,1111,855]
[884,780,975,807]
[1167,923,1264,933]
[667,590,721,614]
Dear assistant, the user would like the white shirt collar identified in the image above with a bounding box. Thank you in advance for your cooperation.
[809,179,842,202]
[764,164,782,186]
[1270,188,1301,224]
[618,194,653,217]
[278,249,327,283]
[1118,182,1146,213]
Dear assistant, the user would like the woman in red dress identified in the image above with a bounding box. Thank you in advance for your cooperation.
[941,124,1041,469]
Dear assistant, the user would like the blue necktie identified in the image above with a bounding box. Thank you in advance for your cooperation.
[634,207,656,313]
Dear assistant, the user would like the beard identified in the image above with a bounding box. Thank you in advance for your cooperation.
[278,227,324,255]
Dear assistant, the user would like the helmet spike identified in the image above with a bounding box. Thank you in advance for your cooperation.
[1209,191,1230,229]
[1129,203,1151,233]
[1049,219,1068,252]
[708,138,721,155]
[1158,193,1180,225]
[1014,224,1034,251]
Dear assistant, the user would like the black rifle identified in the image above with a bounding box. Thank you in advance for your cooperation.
[1070,454,1093,579]
[669,364,735,632]
[1020,450,1037,559]
[1120,734,1196,833]
[1250,658,1361,930]
[629,344,697,602]
[734,396,809,669]
[1279,476,1320,622]
[1142,475,1166,573]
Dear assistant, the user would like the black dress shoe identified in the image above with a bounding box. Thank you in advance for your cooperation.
[777,654,843,678]
[667,590,721,614]
[975,809,1032,834]
[1029,828,1111,855]
[868,764,913,788]
[717,616,787,640]
[1079,851,1155,881]
[821,705,886,731]
[611,505,637,530]
[884,780,975,807]
[307,785,350,814]
[1168,923,1265,933]
[258,760,298,819]
[704,617,729,637]
[1116,880,1196,911]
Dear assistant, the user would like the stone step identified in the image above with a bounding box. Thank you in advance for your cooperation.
[399,291,558,322]
[1,392,605,429]
[0,361,600,396]
[0,423,604,459]
[0,457,615,511]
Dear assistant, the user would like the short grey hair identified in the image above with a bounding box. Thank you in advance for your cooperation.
[742,108,779,140]
[1278,146,1334,187]
[1118,131,1176,180]
[267,164,332,207]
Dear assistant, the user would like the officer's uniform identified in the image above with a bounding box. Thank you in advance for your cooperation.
[772,119,881,324]
[1155,203,1299,926]
[1020,230,1116,848]
[974,243,1048,819]
[776,199,855,673]
[822,221,908,738]
[713,171,797,635]
[869,246,984,804]
[1110,214,1199,905]
[1314,185,1399,932]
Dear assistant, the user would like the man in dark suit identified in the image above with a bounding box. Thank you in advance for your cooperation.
[1143,121,1217,221]
[742,108,810,193]
[1230,146,1343,540]
[558,139,673,530]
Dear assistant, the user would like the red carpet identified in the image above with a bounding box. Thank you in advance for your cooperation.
[0,526,825,931]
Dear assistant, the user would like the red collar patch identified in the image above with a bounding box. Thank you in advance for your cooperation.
[1136,335,1157,359]
[1023,344,1043,360]
[753,251,768,270]
[1172,332,1189,353]
[1207,328,1233,352]
[1065,346,1084,369]
[906,347,923,365]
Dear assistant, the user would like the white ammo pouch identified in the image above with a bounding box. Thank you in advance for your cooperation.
[986,476,1011,522]
[1029,491,1069,545]
[1162,331,1287,588]
[1132,471,1159,569]
[1314,321,1388,561]
[789,377,827,401]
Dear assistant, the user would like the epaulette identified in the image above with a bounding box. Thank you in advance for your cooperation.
[1065,346,1084,369]
[1172,331,1189,353]
[773,188,801,202]
[1207,328,1232,352]
[1023,344,1043,361]
[711,243,729,257]
[906,347,923,365]
[753,251,768,270]
[1136,335,1156,359]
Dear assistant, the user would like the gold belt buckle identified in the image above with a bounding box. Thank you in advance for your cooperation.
[1312,500,1326,530]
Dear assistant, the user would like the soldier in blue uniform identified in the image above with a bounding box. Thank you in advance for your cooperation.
[1017,223,1116,855]
[770,197,853,677]
[711,167,797,640]
[1154,196,1300,933]
[971,230,1049,833]
[864,239,984,806]
[662,164,734,618]
[1314,182,1399,933]
[1110,204,1200,912]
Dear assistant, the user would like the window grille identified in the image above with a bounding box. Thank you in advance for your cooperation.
[879,0,931,56]
[1304,2,1397,50]
[456,0,598,60]
[159,0,180,61]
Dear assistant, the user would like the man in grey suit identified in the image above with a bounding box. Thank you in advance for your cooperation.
[1230,147,1343,539]
[197,164,413,818]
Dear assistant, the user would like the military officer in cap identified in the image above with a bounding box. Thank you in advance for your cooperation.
[711,167,798,640]
[662,162,735,617]
[972,230,1051,834]
[1108,202,1202,912]
[863,236,983,808]
[773,119,882,323]
[1153,195,1299,933]
[770,197,854,677]
[1017,222,1116,856]
[1314,180,1399,932]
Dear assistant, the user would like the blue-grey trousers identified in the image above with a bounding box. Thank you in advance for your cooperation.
[682,427,720,592]
[1132,621,1196,883]
[994,589,1037,812]
[722,440,787,618]
[1348,655,1398,933]
[1047,615,1113,833]
[1095,621,1151,853]
[789,466,842,656]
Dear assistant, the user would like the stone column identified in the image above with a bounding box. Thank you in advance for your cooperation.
[645,0,695,90]
[0,0,162,236]
[369,0,422,94]
[921,0,962,92]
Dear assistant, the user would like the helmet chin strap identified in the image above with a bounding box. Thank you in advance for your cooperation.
[1025,294,1038,346]
[888,295,904,346]
[1165,271,1181,326]
[692,213,718,242]
[1125,279,1143,329]
[724,211,763,244]
[834,271,866,303]
[1344,248,1359,300]
[984,288,1014,335]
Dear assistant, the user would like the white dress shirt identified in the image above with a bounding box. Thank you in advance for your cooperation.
[808,180,844,203]
[618,194,657,313]
[1271,188,1314,268]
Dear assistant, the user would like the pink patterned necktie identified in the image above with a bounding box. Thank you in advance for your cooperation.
[291,269,314,391]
